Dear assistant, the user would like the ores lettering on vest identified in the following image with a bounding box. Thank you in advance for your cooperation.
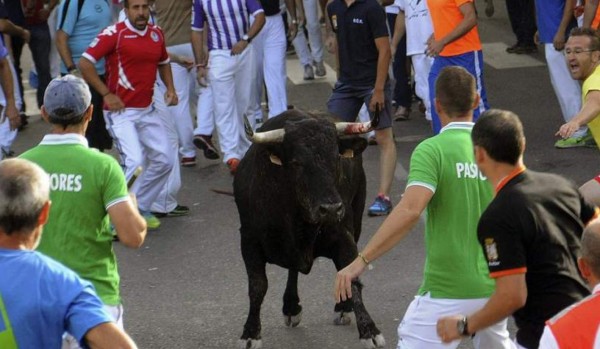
[49,173,83,192]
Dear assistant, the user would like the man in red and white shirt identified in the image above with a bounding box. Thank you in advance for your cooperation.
[79,0,177,229]
[539,219,600,349]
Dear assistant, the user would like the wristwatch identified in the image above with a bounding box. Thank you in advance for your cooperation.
[457,316,469,336]
[242,34,251,43]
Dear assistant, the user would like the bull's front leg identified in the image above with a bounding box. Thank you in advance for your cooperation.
[348,280,385,348]
[330,237,385,349]
[282,270,302,327]
[239,241,268,349]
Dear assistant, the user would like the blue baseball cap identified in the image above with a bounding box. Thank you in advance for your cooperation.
[43,75,91,123]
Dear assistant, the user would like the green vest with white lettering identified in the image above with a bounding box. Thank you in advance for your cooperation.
[407,122,494,299]
[20,135,128,305]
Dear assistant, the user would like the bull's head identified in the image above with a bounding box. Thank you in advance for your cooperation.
[244,111,372,224]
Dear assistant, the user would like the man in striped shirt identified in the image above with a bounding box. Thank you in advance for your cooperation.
[191,0,265,174]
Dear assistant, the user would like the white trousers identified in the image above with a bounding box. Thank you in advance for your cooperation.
[303,0,324,63]
[163,43,196,158]
[48,6,61,78]
[194,85,215,136]
[292,27,313,67]
[208,47,255,162]
[104,107,174,212]
[397,293,515,349]
[62,304,123,349]
[545,44,587,137]
[250,14,288,119]
[150,81,181,213]
[0,57,23,157]
[411,53,434,121]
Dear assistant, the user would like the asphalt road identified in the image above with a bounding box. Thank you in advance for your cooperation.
[10,1,599,348]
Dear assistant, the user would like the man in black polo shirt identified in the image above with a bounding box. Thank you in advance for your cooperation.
[325,0,396,217]
[436,109,599,349]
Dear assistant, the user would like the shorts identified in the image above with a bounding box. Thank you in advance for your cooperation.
[327,80,393,130]
[397,293,514,349]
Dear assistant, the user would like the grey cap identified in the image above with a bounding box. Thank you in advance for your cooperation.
[43,75,91,123]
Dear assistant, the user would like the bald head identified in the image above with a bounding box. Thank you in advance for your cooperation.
[581,220,600,278]
[0,159,50,235]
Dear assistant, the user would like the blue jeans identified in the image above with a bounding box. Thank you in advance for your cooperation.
[387,13,411,109]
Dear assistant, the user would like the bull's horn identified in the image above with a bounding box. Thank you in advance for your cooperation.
[335,106,380,135]
[244,116,286,143]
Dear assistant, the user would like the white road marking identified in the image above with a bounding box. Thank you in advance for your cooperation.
[286,42,546,88]
[394,160,408,181]
[482,42,545,69]
[286,57,337,87]
[24,88,40,115]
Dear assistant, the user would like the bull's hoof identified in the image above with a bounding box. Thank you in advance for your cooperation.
[360,334,386,348]
[238,338,263,349]
[333,312,352,326]
[284,310,302,327]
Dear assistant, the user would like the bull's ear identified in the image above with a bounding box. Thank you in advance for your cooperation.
[339,137,368,157]
[269,154,283,166]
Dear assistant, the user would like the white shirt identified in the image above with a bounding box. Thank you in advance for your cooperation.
[394,0,433,56]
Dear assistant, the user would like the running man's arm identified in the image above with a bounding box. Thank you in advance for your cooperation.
[370,36,391,112]
[390,10,405,57]
[158,63,177,106]
[334,185,433,302]
[554,0,575,50]
[556,90,600,138]
[108,198,147,249]
[56,30,76,72]
[437,274,527,342]
[0,56,19,130]
[584,0,599,28]
[426,2,477,57]
[85,323,138,349]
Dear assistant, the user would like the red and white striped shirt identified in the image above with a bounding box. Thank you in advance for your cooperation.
[83,19,169,109]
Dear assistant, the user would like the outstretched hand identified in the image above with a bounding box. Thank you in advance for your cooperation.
[334,257,366,303]
[556,120,580,139]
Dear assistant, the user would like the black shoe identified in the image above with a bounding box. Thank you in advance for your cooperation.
[506,43,521,54]
[18,113,28,131]
[506,43,537,54]
[193,135,220,160]
[515,45,538,54]
[152,205,190,218]
[286,43,296,55]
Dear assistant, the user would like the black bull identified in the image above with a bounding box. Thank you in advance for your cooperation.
[233,110,385,349]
